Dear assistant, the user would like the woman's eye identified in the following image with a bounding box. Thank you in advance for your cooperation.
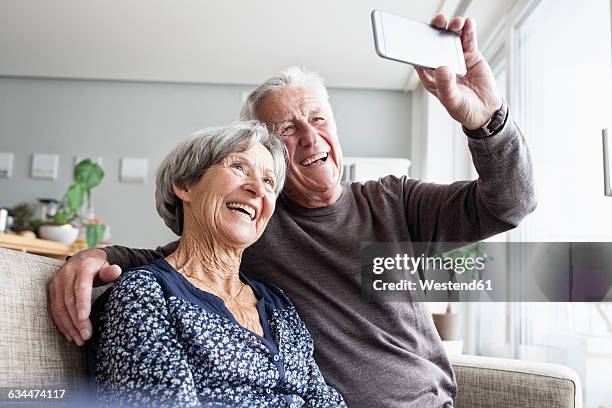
[313,117,325,124]
[231,163,245,172]
[263,178,275,187]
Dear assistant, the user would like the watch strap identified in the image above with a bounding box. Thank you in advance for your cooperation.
[462,99,508,139]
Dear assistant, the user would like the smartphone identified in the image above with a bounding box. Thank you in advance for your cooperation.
[371,10,467,76]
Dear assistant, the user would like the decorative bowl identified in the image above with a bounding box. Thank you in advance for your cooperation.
[39,224,80,245]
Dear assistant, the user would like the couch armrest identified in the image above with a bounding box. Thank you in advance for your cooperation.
[450,354,582,408]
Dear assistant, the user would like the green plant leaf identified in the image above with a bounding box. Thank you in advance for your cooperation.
[75,160,104,190]
[66,183,85,213]
[86,223,106,248]
[53,210,70,225]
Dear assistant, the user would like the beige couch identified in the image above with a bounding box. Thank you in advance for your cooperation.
[0,247,583,407]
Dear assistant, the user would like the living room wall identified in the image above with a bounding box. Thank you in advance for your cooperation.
[0,76,412,247]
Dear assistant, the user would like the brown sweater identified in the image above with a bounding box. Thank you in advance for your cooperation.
[104,112,536,408]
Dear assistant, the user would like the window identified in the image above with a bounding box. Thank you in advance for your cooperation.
[463,1,612,406]
[470,1,612,407]
[515,0,612,242]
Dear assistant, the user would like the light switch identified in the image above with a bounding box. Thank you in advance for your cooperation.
[0,152,14,178]
[31,153,59,180]
[120,157,148,183]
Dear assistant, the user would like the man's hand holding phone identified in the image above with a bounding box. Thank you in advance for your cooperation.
[415,15,503,131]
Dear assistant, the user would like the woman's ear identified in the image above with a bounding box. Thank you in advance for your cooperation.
[173,184,190,203]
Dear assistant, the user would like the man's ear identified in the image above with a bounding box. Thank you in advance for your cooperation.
[173,184,190,203]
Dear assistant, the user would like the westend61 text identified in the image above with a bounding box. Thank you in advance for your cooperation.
[373,279,493,292]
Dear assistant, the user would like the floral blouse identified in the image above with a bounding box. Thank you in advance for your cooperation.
[87,259,345,408]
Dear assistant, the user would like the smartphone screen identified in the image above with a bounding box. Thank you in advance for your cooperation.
[372,10,467,76]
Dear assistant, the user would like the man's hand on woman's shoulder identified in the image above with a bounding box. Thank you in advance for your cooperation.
[48,248,122,346]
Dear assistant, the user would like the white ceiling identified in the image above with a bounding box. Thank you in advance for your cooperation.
[0,0,511,91]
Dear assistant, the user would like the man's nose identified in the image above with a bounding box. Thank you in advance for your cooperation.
[298,124,319,148]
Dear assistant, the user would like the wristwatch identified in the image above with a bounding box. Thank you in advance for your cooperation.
[462,99,508,139]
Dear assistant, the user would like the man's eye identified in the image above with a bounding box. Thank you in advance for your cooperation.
[280,125,296,136]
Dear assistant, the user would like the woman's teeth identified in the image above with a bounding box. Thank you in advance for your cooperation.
[226,202,255,220]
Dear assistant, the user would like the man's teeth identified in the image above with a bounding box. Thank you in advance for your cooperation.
[226,202,256,220]
[300,152,329,166]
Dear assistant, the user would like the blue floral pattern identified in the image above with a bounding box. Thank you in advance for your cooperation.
[91,263,345,408]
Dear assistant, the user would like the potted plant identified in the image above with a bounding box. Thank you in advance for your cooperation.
[6,203,38,239]
[432,242,492,341]
[8,203,35,232]
[38,159,106,248]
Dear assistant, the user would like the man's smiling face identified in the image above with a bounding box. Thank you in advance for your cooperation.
[255,86,343,207]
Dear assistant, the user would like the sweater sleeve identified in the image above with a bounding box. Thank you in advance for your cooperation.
[103,241,179,269]
[404,113,537,255]
[94,269,200,407]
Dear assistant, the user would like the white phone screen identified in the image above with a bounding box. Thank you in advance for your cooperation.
[372,10,467,76]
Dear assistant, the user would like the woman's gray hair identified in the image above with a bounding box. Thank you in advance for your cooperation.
[155,120,286,236]
[240,66,329,121]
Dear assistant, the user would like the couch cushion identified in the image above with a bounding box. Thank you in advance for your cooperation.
[0,248,87,389]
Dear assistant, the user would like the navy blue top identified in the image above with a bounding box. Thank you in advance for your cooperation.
[87,259,345,407]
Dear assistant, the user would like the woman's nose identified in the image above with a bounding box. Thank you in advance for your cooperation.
[244,178,266,197]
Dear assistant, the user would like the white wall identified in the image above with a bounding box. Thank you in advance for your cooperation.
[0,77,412,248]
[410,85,471,183]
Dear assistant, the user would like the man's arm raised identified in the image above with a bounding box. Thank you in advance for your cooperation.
[48,241,178,345]
[406,15,536,253]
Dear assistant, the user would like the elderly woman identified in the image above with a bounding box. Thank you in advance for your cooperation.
[87,121,345,407]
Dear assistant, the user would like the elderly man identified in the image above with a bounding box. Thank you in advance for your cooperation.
[49,15,535,408]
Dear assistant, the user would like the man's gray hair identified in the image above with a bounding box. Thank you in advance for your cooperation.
[240,66,329,121]
[155,120,286,236]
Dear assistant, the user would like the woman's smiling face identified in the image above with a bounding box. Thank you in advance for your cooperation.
[175,142,278,249]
